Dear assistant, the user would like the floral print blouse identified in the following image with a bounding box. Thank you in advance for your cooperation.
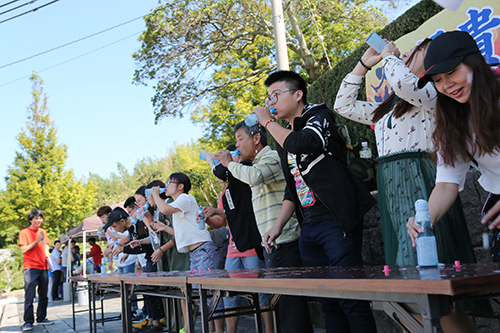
[333,55,437,157]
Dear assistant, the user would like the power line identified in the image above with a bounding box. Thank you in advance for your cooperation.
[0,0,59,25]
[0,13,146,69]
[0,31,141,88]
[0,0,21,9]
[0,0,40,17]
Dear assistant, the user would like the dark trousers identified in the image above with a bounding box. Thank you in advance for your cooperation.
[263,239,314,333]
[300,219,377,333]
[143,260,164,320]
[51,270,63,300]
[23,269,49,324]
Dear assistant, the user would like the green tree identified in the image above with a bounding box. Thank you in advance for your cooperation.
[133,0,386,123]
[89,141,225,210]
[0,74,96,243]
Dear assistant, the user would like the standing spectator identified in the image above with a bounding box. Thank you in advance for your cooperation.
[86,237,103,273]
[18,209,54,331]
[253,70,377,332]
[72,245,81,271]
[216,123,313,333]
[50,240,63,301]
[60,240,75,298]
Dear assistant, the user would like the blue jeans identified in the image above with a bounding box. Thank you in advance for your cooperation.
[300,219,376,333]
[190,241,224,316]
[23,269,49,324]
[263,240,314,333]
[223,255,270,308]
[117,263,136,273]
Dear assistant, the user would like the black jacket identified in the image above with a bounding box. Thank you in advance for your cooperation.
[213,161,264,259]
[277,103,376,234]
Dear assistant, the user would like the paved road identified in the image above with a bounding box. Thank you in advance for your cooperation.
[0,290,267,332]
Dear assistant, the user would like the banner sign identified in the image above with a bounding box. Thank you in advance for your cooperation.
[366,0,500,103]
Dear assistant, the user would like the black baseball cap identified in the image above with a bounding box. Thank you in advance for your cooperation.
[103,207,129,231]
[418,31,480,89]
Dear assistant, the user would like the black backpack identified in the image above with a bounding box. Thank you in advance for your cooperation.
[336,123,377,192]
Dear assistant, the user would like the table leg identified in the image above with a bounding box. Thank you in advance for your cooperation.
[251,293,263,333]
[416,294,447,333]
[92,282,97,333]
[185,283,196,333]
[199,286,210,333]
[71,281,76,330]
[121,282,131,333]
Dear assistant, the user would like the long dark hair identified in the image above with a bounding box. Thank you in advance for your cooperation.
[432,53,500,166]
[372,38,432,123]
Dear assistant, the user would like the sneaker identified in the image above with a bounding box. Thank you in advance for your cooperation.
[159,317,166,325]
[36,318,54,325]
[179,328,186,333]
[132,319,148,329]
[22,323,33,331]
[132,312,145,322]
[53,297,63,301]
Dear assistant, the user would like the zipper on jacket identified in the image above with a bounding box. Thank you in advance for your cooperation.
[313,192,346,237]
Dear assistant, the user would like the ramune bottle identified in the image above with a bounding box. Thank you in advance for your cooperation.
[415,199,439,267]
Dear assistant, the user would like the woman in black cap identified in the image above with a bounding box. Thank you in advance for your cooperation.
[335,36,476,271]
[407,30,500,264]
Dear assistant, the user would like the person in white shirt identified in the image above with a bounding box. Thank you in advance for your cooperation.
[152,172,225,333]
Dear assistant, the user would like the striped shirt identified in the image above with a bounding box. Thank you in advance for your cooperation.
[228,146,301,245]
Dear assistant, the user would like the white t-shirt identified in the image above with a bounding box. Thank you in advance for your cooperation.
[436,150,500,194]
[169,193,212,253]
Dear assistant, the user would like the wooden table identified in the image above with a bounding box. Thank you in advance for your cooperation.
[73,271,195,333]
[72,263,500,333]
[188,263,500,333]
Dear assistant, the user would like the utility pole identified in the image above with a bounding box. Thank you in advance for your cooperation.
[271,0,289,70]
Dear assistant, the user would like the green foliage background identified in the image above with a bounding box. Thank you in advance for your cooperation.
[308,0,442,153]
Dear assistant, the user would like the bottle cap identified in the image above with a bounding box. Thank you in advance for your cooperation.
[415,199,429,211]
[362,141,368,146]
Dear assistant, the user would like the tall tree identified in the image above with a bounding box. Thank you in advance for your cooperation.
[133,0,386,123]
[0,74,96,243]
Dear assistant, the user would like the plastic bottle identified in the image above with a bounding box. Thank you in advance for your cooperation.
[135,202,150,222]
[199,150,240,166]
[198,206,205,230]
[415,199,439,267]
[359,142,372,159]
[113,241,120,261]
[244,108,276,127]
[145,188,166,197]
[101,263,107,276]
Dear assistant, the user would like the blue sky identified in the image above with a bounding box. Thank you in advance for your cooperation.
[0,0,204,190]
[0,0,418,191]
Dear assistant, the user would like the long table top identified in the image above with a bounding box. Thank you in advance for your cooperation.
[71,263,500,298]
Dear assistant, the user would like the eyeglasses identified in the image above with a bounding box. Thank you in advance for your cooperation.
[166,180,177,186]
[264,89,297,106]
